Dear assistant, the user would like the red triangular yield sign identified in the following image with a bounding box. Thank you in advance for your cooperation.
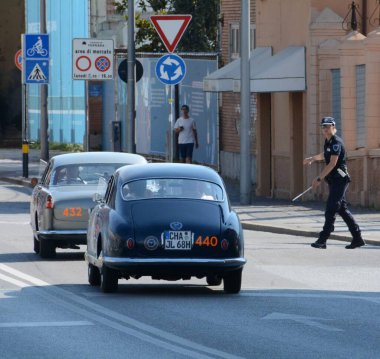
[150,15,192,53]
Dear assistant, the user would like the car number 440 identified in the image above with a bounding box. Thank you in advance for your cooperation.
[195,236,218,247]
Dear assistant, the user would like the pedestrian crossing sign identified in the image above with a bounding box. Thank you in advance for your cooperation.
[24,59,49,84]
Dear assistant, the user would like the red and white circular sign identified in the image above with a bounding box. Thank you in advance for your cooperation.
[75,56,91,72]
[15,49,22,71]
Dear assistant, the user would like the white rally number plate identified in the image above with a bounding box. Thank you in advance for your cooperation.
[164,231,192,250]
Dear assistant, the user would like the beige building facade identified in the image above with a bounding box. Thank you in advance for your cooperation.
[253,0,380,208]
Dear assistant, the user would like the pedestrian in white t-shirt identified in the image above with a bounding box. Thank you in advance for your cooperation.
[174,105,199,163]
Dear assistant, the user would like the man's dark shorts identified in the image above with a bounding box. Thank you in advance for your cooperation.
[179,143,194,159]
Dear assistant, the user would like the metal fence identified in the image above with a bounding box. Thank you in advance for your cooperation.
[105,52,219,168]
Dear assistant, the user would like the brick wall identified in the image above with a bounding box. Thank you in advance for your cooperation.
[220,0,256,154]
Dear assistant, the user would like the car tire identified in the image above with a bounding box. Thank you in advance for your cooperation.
[39,238,56,259]
[88,263,101,286]
[100,266,118,293]
[223,269,242,294]
[206,275,222,286]
[33,235,40,254]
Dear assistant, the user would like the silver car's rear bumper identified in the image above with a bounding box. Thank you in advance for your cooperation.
[36,230,87,244]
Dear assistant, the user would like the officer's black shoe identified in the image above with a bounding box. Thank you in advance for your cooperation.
[311,240,327,249]
[345,239,366,249]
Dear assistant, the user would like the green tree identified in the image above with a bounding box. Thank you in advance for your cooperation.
[114,0,219,52]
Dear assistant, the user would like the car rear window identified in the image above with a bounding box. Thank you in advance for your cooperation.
[50,163,125,186]
[121,179,223,202]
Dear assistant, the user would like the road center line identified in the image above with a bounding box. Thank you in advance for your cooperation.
[0,321,94,328]
[0,264,243,359]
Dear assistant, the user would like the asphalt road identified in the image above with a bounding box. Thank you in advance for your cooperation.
[0,181,379,359]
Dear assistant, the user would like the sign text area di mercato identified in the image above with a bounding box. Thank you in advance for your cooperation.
[72,39,114,80]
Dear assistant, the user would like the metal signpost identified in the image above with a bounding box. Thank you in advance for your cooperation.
[150,15,192,162]
[22,32,50,173]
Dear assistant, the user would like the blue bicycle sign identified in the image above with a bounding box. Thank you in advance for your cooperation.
[24,34,49,59]
[155,54,186,86]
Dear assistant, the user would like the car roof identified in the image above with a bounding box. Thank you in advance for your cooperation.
[50,152,147,167]
[116,163,224,186]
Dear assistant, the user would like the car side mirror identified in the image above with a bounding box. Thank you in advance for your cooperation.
[93,192,104,203]
[30,177,38,188]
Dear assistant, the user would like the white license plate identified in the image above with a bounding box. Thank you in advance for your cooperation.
[164,231,192,250]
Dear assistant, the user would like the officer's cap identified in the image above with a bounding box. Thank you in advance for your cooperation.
[320,117,336,126]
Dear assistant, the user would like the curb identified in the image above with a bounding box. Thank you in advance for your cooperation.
[2,175,378,247]
[0,177,33,188]
[241,222,380,246]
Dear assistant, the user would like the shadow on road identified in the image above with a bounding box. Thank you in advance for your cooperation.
[0,202,29,214]
[0,251,85,263]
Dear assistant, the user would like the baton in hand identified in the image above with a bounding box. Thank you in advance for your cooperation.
[292,186,312,202]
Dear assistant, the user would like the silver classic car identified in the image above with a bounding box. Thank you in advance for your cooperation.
[30,152,147,258]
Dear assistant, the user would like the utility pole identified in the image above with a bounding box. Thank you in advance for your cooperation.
[240,0,251,204]
[127,0,136,153]
[40,0,49,161]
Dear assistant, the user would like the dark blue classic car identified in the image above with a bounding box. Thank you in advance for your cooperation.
[85,163,246,293]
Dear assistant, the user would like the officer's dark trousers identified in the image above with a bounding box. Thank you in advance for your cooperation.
[319,178,361,242]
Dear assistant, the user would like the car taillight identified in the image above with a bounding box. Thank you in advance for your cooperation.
[46,195,53,209]
[221,239,229,251]
[126,238,135,249]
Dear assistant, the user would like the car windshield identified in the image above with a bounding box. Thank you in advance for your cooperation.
[121,179,223,202]
[50,163,124,186]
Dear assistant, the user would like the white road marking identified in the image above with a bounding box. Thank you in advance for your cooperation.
[262,312,343,332]
[0,273,29,288]
[0,263,243,359]
[0,321,94,328]
[0,221,29,225]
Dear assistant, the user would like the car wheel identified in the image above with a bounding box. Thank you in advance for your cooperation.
[88,263,101,286]
[33,235,40,254]
[39,238,56,259]
[223,269,242,294]
[100,266,118,293]
[206,275,222,286]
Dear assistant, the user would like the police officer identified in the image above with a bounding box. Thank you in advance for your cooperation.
[303,117,365,249]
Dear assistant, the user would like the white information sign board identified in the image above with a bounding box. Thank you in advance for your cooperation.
[72,38,114,80]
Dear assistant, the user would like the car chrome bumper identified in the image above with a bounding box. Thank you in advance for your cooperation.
[37,230,87,244]
[103,257,246,266]
[94,255,246,273]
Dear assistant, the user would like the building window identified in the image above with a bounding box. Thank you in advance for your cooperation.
[356,65,366,148]
[331,69,341,134]
[229,23,256,61]
[230,23,240,60]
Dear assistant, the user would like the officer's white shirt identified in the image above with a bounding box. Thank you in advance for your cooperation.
[174,117,196,144]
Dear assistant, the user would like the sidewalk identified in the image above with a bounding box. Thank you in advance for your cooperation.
[226,181,380,246]
[1,148,379,245]
[0,148,63,187]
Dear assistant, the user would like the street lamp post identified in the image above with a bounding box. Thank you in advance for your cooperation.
[40,0,49,161]
[240,0,251,204]
[127,0,136,153]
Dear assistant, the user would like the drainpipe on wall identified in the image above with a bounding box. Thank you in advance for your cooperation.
[362,0,367,35]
